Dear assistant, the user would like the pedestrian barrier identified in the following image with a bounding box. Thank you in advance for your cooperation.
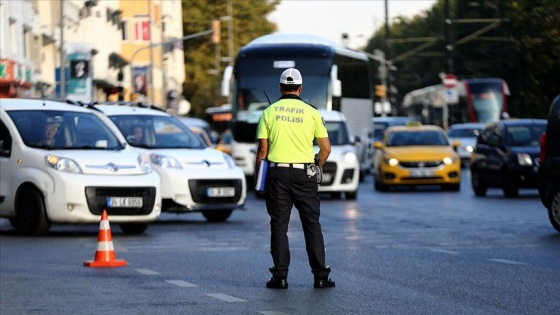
[83,210,127,268]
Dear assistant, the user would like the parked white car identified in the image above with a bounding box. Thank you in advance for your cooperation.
[94,104,247,222]
[315,110,360,199]
[0,99,161,235]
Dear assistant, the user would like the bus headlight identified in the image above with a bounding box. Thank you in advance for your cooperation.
[45,154,82,173]
[150,153,182,169]
[517,153,533,166]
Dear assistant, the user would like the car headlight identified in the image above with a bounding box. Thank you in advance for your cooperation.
[223,153,236,169]
[383,157,399,167]
[443,156,457,165]
[466,145,473,153]
[342,151,357,164]
[45,154,82,173]
[150,153,182,169]
[137,154,152,174]
[517,153,533,166]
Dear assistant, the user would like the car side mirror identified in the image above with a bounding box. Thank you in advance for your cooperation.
[374,141,382,149]
[354,136,362,144]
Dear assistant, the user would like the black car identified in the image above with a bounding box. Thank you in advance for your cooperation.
[537,95,560,233]
[471,119,547,197]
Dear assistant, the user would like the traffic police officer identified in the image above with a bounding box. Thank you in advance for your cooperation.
[255,68,335,289]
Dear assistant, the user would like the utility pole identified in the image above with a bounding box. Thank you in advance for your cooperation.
[444,0,453,74]
[60,0,66,98]
[384,0,391,113]
[148,0,155,104]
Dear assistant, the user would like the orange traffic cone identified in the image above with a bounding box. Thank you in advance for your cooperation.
[84,210,127,268]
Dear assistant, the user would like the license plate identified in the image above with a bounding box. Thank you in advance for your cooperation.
[207,187,235,197]
[410,169,434,178]
[322,173,332,183]
[106,197,143,208]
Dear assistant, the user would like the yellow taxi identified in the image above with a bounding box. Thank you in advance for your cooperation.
[373,122,461,191]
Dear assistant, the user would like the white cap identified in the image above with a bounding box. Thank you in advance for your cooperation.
[279,68,303,85]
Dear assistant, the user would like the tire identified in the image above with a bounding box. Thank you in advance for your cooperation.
[548,191,560,233]
[471,168,487,197]
[442,184,460,192]
[13,186,51,235]
[345,190,357,200]
[374,175,389,192]
[119,223,149,235]
[330,192,342,199]
[502,173,519,197]
[202,209,233,222]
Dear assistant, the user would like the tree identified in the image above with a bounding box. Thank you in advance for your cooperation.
[181,0,280,117]
[364,0,560,118]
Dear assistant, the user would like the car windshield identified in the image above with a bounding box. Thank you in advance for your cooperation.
[505,124,546,147]
[314,121,351,146]
[109,115,205,149]
[387,130,449,147]
[447,127,482,138]
[8,110,123,150]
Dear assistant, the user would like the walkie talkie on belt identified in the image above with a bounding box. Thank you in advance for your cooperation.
[307,154,323,184]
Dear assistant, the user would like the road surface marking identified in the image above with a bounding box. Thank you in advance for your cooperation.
[134,268,161,275]
[258,312,291,315]
[430,248,460,255]
[205,293,247,302]
[488,258,526,265]
[165,280,198,288]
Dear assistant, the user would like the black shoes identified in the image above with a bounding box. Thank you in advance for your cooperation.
[314,278,336,289]
[266,277,288,289]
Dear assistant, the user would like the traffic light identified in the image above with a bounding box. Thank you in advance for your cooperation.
[211,19,221,44]
[375,85,386,98]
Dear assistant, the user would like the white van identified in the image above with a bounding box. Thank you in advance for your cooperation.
[0,99,161,235]
[93,104,247,222]
[316,110,360,199]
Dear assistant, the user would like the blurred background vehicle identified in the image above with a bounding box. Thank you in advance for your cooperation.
[371,116,411,172]
[537,95,560,233]
[94,103,247,222]
[373,123,461,192]
[471,119,547,197]
[446,122,485,166]
[215,129,232,155]
[179,116,218,146]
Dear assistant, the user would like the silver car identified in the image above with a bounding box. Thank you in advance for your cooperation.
[446,123,485,166]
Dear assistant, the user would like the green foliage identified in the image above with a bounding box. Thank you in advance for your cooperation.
[181,0,279,117]
[364,0,560,118]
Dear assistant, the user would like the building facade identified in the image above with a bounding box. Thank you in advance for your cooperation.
[0,0,185,109]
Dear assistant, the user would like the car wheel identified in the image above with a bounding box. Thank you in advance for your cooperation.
[374,172,388,192]
[502,173,519,197]
[330,192,342,199]
[203,210,233,222]
[14,186,51,235]
[471,168,487,197]
[548,190,560,233]
[442,184,460,191]
[119,223,149,235]
[345,190,357,200]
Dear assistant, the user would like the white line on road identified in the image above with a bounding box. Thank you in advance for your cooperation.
[134,268,161,275]
[165,280,198,288]
[205,293,247,302]
[258,311,291,315]
[430,248,460,255]
[488,258,526,265]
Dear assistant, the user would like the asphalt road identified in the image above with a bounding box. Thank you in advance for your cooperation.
[1,170,559,314]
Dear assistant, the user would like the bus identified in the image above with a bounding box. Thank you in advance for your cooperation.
[402,78,510,128]
[221,33,375,180]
